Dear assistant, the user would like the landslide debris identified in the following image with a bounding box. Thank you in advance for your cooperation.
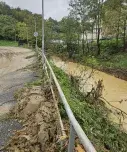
[2,85,61,152]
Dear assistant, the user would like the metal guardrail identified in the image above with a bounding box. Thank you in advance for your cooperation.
[38,50,97,152]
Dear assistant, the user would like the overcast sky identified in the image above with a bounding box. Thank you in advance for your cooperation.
[2,0,69,20]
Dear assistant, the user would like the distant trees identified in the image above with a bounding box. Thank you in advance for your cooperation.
[0,2,42,47]
[16,22,27,40]
[69,0,105,55]
[103,0,127,51]
[0,0,127,54]
[0,15,16,40]
[59,17,80,57]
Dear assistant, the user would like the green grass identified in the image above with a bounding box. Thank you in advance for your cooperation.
[83,53,127,70]
[51,63,127,152]
[0,40,18,47]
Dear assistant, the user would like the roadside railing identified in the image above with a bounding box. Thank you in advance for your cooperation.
[37,49,97,152]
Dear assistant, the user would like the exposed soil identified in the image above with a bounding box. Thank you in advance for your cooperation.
[99,67,127,81]
[2,86,60,152]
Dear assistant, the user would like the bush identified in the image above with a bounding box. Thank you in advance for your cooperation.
[51,64,127,152]
[100,39,122,55]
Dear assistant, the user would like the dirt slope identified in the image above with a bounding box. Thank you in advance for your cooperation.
[3,86,60,152]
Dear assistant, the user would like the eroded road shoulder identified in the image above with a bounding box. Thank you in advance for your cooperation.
[0,47,36,149]
[3,86,60,152]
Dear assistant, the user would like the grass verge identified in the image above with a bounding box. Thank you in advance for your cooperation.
[82,53,127,70]
[51,63,127,152]
[0,40,18,47]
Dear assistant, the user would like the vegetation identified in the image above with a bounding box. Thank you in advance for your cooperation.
[45,0,127,79]
[0,40,18,46]
[51,63,127,152]
[83,53,127,70]
[0,2,42,46]
[0,1,127,71]
[1,1,127,151]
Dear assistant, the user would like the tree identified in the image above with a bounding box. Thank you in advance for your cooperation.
[69,0,104,55]
[103,0,127,51]
[0,15,17,40]
[59,16,80,58]
[16,22,27,40]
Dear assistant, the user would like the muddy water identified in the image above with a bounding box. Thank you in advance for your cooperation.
[0,47,35,148]
[51,56,127,131]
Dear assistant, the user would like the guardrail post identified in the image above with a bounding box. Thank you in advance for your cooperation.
[68,124,75,152]
[40,53,97,152]
[49,70,52,86]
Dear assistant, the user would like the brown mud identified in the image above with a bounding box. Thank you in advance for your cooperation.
[2,86,61,152]
[100,67,127,81]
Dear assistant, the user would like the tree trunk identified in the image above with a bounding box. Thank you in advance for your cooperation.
[123,19,126,52]
[97,0,101,56]
[15,31,16,42]
[78,33,80,53]
[116,20,120,49]
[82,30,85,54]
[84,31,90,53]
[116,6,121,50]
[92,24,94,41]
[97,27,101,55]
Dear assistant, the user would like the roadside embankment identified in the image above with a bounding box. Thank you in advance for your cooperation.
[2,85,61,152]
[51,62,127,152]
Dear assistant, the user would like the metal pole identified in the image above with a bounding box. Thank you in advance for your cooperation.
[35,18,38,50]
[27,27,29,48]
[68,124,75,152]
[42,0,45,63]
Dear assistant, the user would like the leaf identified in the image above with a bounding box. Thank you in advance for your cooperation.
[75,144,85,152]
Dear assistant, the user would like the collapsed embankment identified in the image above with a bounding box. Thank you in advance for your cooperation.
[2,85,61,152]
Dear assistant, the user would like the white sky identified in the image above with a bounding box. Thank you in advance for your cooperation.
[1,0,70,20]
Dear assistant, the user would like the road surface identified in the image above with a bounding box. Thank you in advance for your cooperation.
[0,47,35,148]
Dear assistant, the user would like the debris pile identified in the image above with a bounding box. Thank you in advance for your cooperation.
[3,86,60,152]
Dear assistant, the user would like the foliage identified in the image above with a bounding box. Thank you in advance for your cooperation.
[0,40,18,46]
[83,53,127,70]
[0,2,43,46]
[51,63,127,152]
[0,15,16,40]
[16,22,27,40]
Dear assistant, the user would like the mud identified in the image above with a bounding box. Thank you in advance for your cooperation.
[100,67,127,81]
[2,86,60,152]
[0,47,36,149]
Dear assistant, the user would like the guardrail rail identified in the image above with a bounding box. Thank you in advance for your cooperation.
[37,49,97,152]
